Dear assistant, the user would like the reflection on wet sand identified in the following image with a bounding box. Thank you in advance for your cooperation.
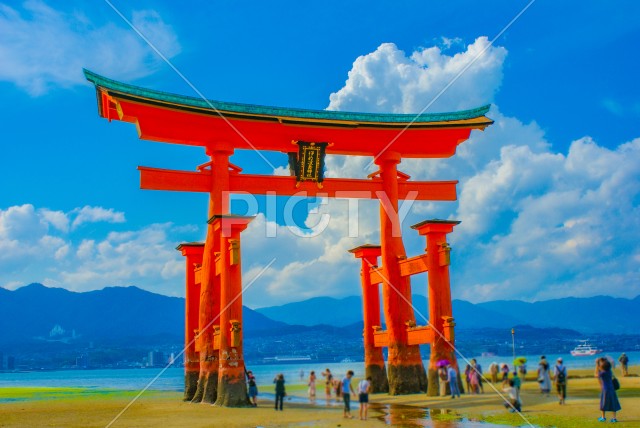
[369,403,511,427]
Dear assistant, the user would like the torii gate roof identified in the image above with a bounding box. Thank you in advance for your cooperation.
[85,69,492,158]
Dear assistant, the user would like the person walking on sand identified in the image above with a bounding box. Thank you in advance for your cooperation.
[469,364,480,394]
[358,375,372,420]
[464,364,472,394]
[489,362,499,383]
[321,368,333,401]
[273,373,286,411]
[512,371,521,402]
[472,359,484,393]
[500,363,510,385]
[537,356,551,396]
[618,353,629,377]
[246,369,258,407]
[596,357,621,423]
[333,376,342,401]
[308,370,317,402]
[447,363,461,398]
[341,370,356,419]
[553,358,568,405]
[518,362,527,380]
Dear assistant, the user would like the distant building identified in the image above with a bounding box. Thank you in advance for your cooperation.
[148,350,165,367]
[50,324,66,337]
[76,354,90,369]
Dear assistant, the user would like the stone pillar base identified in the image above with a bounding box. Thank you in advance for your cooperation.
[426,368,441,396]
[365,363,389,393]
[194,372,218,403]
[215,374,250,407]
[184,371,199,401]
[387,363,427,395]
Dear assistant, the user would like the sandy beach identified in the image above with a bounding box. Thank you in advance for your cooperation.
[1,366,638,427]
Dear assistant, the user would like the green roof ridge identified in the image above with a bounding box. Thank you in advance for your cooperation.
[84,69,491,124]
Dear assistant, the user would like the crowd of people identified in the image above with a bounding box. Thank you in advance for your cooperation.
[436,352,627,422]
[241,352,628,423]
[244,367,373,420]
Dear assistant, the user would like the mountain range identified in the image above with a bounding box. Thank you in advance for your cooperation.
[1,284,638,347]
[256,294,640,334]
[0,283,284,346]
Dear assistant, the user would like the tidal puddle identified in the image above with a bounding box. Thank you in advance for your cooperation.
[370,403,519,427]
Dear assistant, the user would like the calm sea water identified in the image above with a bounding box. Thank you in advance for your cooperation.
[1,351,637,391]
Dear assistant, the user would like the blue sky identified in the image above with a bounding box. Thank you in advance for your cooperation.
[0,0,639,307]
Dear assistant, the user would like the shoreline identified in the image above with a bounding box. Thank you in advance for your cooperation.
[0,367,638,427]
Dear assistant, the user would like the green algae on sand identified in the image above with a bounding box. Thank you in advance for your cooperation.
[0,386,167,402]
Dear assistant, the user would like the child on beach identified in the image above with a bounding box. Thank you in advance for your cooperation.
[273,373,286,411]
[246,370,258,407]
[502,379,521,412]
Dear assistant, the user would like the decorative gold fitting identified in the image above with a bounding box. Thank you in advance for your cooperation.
[229,320,242,347]
[438,242,451,266]
[229,239,240,265]
[442,316,455,327]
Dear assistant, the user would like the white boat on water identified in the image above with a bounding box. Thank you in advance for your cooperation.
[570,340,602,356]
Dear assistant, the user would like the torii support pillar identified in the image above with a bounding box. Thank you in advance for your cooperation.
[177,242,204,401]
[349,245,389,393]
[193,146,232,404]
[412,219,461,397]
[376,152,427,394]
[213,215,254,407]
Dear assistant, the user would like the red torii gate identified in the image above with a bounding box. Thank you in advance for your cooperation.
[85,69,492,404]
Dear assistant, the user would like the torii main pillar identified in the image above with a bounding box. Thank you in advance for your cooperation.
[349,245,389,393]
[213,214,253,407]
[193,146,232,404]
[412,220,461,396]
[376,152,427,394]
[176,243,204,401]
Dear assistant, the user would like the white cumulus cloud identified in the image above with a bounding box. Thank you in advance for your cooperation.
[0,204,199,296]
[328,37,506,113]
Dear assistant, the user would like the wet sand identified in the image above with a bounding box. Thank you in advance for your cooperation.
[0,366,638,427]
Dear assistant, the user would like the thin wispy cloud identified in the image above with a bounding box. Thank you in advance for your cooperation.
[0,1,180,95]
